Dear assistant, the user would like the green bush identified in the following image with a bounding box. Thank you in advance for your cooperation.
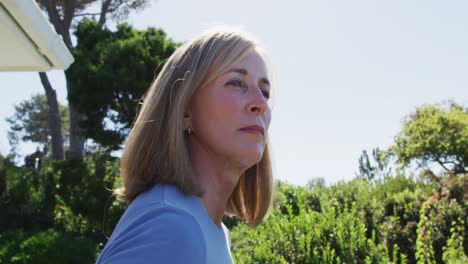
[0,157,55,231]
[51,153,124,236]
[443,218,468,264]
[276,182,321,216]
[0,229,26,263]
[381,188,426,263]
[232,177,467,264]
[0,153,125,242]
[2,151,467,263]
[0,229,98,264]
[232,181,390,264]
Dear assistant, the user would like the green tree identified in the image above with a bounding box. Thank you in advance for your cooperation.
[443,218,468,263]
[6,94,69,156]
[306,176,326,190]
[357,148,394,182]
[35,0,151,159]
[66,20,178,149]
[392,101,467,174]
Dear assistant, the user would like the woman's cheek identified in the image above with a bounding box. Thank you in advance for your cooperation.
[215,93,243,115]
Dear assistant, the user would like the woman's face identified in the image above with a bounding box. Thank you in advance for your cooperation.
[187,49,271,170]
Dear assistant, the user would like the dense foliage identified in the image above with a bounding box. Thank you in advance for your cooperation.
[6,94,69,153]
[34,0,154,161]
[0,153,125,263]
[67,20,178,149]
[3,14,467,262]
[392,101,467,174]
[231,175,467,264]
[0,229,97,264]
[1,150,466,263]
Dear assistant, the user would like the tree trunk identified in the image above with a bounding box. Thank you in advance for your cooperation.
[98,0,113,26]
[65,78,85,160]
[66,105,85,159]
[39,0,85,160]
[39,72,64,160]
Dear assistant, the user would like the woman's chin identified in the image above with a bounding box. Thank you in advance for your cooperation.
[236,152,264,170]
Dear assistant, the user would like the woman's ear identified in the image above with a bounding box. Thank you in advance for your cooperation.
[184,109,191,130]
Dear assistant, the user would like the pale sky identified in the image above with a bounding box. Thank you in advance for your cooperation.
[1,0,467,186]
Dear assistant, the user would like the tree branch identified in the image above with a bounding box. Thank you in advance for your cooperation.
[99,0,113,26]
[74,12,102,17]
[436,159,451,172]
[74,13,101,17]
[39,72,65,160]
[441,161,458,166]
[39,72,53,93]
[41,0,73,49]
[42,0,64,34]
[63,0,77,33]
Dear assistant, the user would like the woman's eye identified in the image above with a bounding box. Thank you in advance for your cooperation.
[261,90,270,99]
[226,79,245,87]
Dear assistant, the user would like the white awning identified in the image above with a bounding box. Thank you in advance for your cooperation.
[0,0,74,71]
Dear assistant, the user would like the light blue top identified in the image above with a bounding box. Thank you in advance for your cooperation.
[96,185,233,264]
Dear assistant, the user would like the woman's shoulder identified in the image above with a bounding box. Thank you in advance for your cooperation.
[96,185,207,264]
[119,184,201,223]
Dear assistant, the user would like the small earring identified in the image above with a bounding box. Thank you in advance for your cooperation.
[188,127,192,134]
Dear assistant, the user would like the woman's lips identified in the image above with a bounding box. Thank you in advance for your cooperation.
[240,125,264,136]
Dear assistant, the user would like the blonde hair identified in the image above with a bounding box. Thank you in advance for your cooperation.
[117,28,274,227]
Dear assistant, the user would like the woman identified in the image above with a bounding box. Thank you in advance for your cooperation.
[96,27,274,264]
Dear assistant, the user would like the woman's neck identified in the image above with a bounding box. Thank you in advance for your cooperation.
[190,146,245,226]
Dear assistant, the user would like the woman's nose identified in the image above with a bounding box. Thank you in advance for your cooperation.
[247,86,268,114]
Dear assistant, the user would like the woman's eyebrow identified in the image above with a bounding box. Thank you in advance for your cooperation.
[227,68,248,75]
[260,78,270,86]
[227,68,270,86]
